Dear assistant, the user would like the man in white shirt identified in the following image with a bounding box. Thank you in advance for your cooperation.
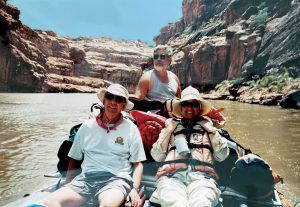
[45,84,146,207]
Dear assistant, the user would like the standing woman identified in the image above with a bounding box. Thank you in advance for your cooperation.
[151,86,229,207]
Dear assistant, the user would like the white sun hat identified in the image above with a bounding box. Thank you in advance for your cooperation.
[97,84,134,110]
[172,86,212,118]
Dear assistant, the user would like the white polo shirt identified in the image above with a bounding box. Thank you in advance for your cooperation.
[68,117,146,176]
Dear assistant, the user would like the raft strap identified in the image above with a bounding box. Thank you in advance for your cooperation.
[169,143,213,153]
[157,158,214,168]
[173,128,204,136]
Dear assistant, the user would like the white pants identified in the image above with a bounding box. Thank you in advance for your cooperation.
[156,170,220,207]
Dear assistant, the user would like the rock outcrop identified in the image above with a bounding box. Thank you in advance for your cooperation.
[153,0,300,108]
[0,0,151,93]
[69,37,152,92]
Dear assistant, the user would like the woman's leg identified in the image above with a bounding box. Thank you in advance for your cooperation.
[156,176,189,207]
[187,177,220,207]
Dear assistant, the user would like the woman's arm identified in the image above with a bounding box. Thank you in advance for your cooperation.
[151,119,177,162]
[200,119,229,162]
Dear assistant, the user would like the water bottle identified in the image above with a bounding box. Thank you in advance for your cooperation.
[174,135,190,155]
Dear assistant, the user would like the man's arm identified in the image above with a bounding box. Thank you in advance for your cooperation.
[131,162,143,190]
[135,73,150,100]
[65,158,81,183]
[171,72,181,98]
[128,162,143,207]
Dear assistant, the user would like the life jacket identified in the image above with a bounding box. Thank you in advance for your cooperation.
[156,120,219,180]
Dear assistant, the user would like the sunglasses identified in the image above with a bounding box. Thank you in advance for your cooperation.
[153,54,168,60]
[181,101,200,108]
[104,92,126,103]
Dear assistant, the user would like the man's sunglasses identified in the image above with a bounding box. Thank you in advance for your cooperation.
[153,54,168,60]
[104,92,126,103]
[181,101,200,108]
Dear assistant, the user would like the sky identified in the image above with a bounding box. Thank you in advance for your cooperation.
[10,0,183,45]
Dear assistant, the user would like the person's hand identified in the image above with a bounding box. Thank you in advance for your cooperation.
[272,172,283,184]
[205,107,225,122]
[128,188,142,207]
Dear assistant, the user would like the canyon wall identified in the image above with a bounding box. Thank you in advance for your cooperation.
[0,0,151,93]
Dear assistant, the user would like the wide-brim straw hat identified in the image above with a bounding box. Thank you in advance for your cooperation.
[97,84,134,110]
[172,86,212,118]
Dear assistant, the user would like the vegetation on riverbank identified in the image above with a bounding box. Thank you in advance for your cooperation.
[209,70,300,108]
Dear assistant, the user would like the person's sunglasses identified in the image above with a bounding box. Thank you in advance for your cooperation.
[181,101,200,108]
[104,92,126,103]
[153,54,168,60]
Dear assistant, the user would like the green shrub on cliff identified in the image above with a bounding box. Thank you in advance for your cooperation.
[250,9,268,30]
[231,77,243,86]
[257,72,292,92]
[258,75,277,88]
[246,80,256,88]
[212,72,299,96]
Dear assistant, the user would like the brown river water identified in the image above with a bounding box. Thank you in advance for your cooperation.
[0,93,299,206]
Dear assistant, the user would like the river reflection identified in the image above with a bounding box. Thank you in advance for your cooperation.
[0,93,299,205]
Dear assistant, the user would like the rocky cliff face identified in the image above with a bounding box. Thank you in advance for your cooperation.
[0,0,151,93]
[69,37,152,92]
[154,0,300,108]
[1,0,299,107]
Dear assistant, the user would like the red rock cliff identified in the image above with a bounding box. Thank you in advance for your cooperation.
[153,0,299,108]
[0,0,152,93]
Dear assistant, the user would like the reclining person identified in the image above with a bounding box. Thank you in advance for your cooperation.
[151,86,229,207]
[45,84,146,207]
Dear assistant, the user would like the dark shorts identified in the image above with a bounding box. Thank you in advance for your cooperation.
[66,171,132,200]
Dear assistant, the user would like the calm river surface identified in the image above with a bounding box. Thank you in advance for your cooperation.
[0,93,299,205]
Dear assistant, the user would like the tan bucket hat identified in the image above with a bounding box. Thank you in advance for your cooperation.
[172,86,212,118]
[97,84,134,110]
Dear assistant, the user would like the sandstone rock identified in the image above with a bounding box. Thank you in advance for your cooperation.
[255,1,299,76]
[279,89,300,109]
[68,38,151,90]
[182,0,206,27]
[171,35,229,91]
[43,73,110,93]
[45,56,74,76]
[259,93,283,105]
[153,20,185,45]
[69,47,85,64]
[202,93,228,100]
[241,6,259,20]
[224,0,253,26]
[228,31,258,79]
[154,0,229,46]
[0,1,20,35]
[0,1,152,93]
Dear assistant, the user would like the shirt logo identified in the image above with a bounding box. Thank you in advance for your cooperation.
[115,137,124,145]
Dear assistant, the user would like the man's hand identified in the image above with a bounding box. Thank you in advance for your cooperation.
[128,188,141,207]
